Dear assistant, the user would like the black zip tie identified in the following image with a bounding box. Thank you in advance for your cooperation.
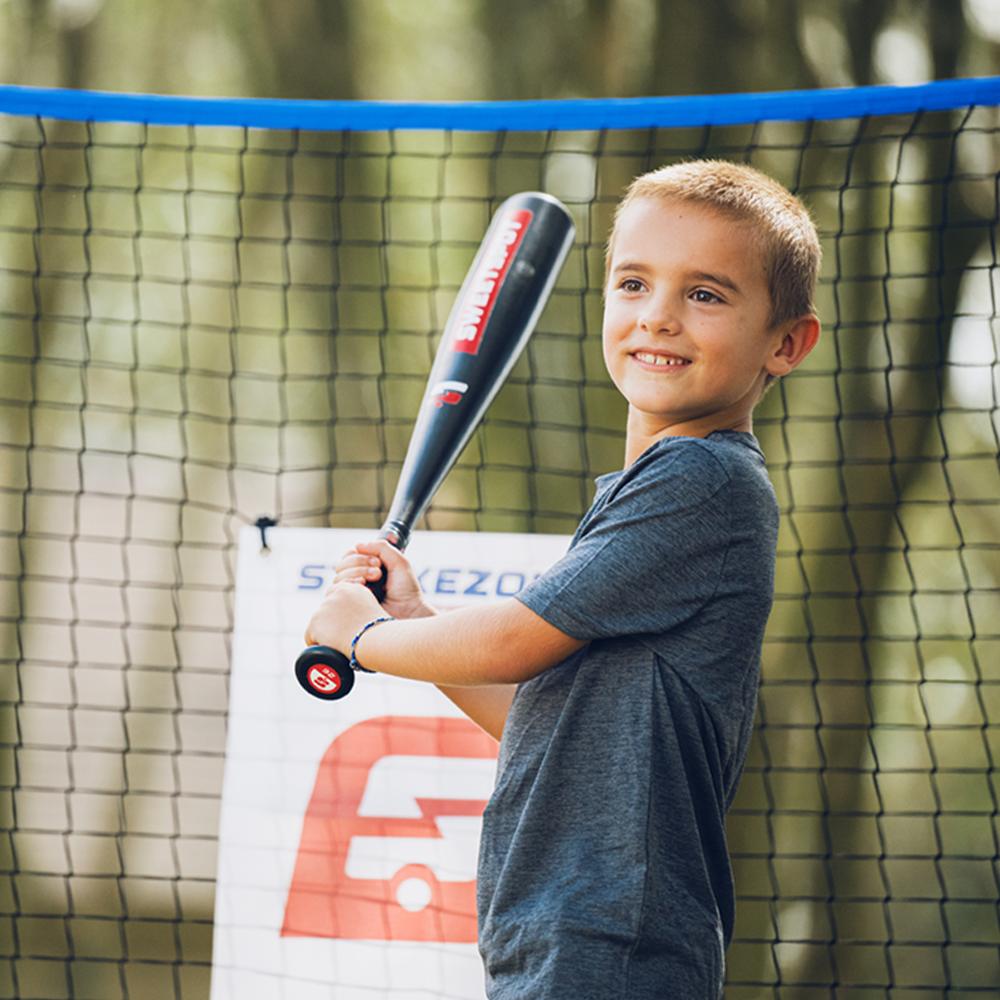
[255,516,278,552]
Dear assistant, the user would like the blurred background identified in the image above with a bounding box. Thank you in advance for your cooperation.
[1,1,999,999]
[0,0,999,101]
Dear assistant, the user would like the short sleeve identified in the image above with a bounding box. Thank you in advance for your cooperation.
[516,441,732,640]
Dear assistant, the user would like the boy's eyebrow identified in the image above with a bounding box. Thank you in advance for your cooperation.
[688,270,743,295]
[610,262,744,295]
[610,260,650,276]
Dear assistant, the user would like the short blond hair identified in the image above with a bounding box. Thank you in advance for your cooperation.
[606,159,821,329]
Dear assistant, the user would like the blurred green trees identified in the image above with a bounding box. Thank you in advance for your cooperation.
[1,2,999,997]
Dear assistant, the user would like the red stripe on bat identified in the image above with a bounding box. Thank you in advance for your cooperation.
[452,208,532,355]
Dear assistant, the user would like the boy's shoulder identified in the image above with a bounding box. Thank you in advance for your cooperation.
[581,431,779,541]
[618,430,768,502]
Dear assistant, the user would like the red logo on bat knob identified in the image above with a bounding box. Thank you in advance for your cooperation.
[307,664,341,694]
[430,380,468,408]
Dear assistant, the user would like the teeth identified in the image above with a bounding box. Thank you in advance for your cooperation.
[635,352,688,367]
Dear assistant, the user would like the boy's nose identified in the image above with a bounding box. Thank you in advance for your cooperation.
[638,302,681,335]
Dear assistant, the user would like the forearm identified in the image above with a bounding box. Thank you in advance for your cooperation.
[354,601,541,686]
[434,683,516,742]
[356,598,583,687]
[306,583,587,690]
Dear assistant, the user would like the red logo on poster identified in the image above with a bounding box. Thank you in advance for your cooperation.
[281,716,497,942]
[452,208,532,355]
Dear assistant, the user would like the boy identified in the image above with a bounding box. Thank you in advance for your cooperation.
[305,160,821,998]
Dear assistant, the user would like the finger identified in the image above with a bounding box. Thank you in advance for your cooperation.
[334,553,373,573]
[333,566,381,585]
[355,538,406,567]
[334,562,372,576]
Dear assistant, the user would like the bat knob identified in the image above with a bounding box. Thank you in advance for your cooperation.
[294,645,355,700]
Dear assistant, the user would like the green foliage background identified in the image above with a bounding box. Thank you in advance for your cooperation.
[1,1,999,998]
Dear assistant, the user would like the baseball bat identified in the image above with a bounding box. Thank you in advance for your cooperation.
[295,191,575,700]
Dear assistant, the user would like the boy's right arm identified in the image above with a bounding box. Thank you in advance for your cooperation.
[333,539,517,741]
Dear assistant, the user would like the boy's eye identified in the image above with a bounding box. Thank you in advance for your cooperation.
[691,288,722,303]
[619,278,645,293]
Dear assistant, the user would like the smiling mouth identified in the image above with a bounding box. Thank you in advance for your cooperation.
[632,351,691,368]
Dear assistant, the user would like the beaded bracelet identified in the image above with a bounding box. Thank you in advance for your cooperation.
[348,615,394,674]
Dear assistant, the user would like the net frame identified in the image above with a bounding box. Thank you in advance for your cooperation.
[1,77,999,998]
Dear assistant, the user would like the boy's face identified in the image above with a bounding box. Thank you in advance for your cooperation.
[603,196,784,440]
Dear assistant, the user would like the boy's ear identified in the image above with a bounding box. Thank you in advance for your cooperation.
[765,314,821,378]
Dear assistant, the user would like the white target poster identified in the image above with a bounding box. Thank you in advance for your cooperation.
[211,527,570,1000]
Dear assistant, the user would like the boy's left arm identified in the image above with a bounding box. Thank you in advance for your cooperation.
[304,583,585,687]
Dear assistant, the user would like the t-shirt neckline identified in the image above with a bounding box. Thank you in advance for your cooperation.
[594,430,763,489]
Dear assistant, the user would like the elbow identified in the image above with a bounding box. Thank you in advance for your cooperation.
[459,652,537,686]
[483,658,546,686]
[442,600,586,686]
[479,619,585,686]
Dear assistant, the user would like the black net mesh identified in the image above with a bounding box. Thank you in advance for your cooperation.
[1,97,998,997]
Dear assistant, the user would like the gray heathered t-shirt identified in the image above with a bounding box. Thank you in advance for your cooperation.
[477,430,779,1000]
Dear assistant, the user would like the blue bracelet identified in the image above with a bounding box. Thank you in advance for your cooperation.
[349,615,394,674]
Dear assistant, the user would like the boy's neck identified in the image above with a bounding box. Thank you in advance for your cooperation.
[624,408,753,466]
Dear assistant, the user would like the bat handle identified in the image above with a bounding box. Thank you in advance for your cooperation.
[293,524,407,701]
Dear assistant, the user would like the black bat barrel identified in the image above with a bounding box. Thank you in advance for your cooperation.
[382,192,576,550]
[294,192,575,701]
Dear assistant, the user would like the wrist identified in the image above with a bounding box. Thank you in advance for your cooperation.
[328,605,379,656]
[349,614,395,673]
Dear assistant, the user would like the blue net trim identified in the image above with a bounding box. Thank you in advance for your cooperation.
[1,76,999,130]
